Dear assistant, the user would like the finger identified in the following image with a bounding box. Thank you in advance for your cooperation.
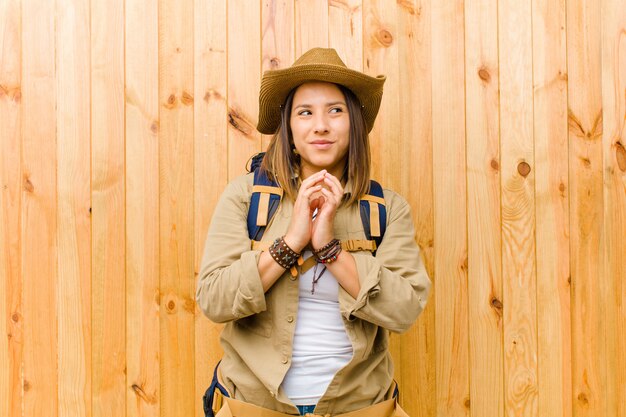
[300,170,327,189]
[301,184,323,200]
[324,173,343,192]
[323,176,343,197]
[320,187,339,207]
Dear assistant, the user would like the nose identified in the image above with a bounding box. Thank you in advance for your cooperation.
[313,113,330,135]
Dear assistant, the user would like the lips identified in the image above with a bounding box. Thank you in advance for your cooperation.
[311,140,333,149]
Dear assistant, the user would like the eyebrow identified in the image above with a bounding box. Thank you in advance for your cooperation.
[293,101,347,109]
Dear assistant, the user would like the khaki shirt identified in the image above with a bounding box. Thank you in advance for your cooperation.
[196,173,431,415]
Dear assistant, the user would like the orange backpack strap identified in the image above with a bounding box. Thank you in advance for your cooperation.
[359,180,387,254]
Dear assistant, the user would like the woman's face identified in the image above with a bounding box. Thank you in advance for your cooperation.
[290,82,350,180]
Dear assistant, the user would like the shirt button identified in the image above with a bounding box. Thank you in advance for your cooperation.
[282,357,288,364]
[289,275,297,281]
[269,390,275,397]
[287,315,294,323]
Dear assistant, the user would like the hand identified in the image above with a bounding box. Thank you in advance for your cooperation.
[284,170,327,253]
[310,172,344,249]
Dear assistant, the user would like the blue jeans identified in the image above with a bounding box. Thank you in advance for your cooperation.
[296,404,316,415]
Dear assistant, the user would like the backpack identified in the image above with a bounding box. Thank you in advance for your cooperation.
[246,152,387,266]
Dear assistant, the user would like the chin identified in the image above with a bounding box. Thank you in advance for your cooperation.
[306,153,335,166]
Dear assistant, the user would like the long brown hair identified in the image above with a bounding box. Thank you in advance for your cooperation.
[260,83,371,206]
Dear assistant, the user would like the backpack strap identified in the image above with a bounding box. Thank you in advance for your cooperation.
[247,153,283,241]
[359,180,387,254]
[247,153,386,255]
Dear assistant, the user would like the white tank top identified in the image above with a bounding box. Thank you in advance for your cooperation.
[281,251,354,405]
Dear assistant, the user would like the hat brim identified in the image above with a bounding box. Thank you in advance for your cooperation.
[257,64,386,135]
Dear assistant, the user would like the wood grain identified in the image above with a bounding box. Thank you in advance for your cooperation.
[57,1,92,416]
[228,0,261,180]
[567,0,606,415]
[295,0,328,56]
[329,0,363,70]
[600,0,626,414]
[194,0,227,416]
[22,0,58,415]
[363,0,400,187]
[394,1,435,416]
[91,0,126,417]
[431,0,470,415]
[261,0,294,149]
[2,2,624,416]
[159,0,196,415]
[0,1,22,416]
[363,0,404,400]
[532,0,572,416]
[126,0,160,416]
[91,0,126,416]
[464,0,504,416]
[499,0,538,415]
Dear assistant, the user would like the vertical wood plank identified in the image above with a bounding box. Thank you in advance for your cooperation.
[194,0,227,416]
[363,0,400,187]
[532,1,572,417]
[261,0,294,149]
[600,0,626,414]
[228,0,261,180]
[567,0,605,415]
[329,0,362,70]
[363,0,406,394]
[57,0,91,416]
[126,0,160,415]
[395,1,435,416]
[0,1,22,416]
[22,0,58,415]
[159,0,195,415]
[464,0,504,416]
[498,0,538,416]
[431,0,469,416]
[295,0,328,56]
[91,0,126,415]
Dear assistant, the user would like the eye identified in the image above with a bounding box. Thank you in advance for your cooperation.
[298,109,312,116]
[329,107,345,114]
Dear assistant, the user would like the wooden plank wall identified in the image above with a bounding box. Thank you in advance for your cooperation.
[1,1,625,417]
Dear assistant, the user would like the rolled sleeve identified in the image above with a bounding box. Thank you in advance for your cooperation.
[338,193,431,333]
[196,175,267,323]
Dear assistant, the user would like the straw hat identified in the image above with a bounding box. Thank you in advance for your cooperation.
[257,48,386,134]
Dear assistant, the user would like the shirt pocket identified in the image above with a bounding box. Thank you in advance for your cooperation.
[235,310,273,338]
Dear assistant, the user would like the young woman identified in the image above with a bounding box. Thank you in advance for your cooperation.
[196,48,431,417]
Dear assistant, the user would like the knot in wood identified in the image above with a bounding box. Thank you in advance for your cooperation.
[376,29,394,47]
[166,94,177,109]
[615,141,626,172]
[478,67,491,82]
[181,91,194,106]
[165,296,177,313]
[490,297,503,312]
[23,176,34,193]
[517,161,531,177]
[490,159,499,171]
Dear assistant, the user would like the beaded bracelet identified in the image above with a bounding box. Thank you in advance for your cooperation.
[269,236,301,269]
[313,239,342,264]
